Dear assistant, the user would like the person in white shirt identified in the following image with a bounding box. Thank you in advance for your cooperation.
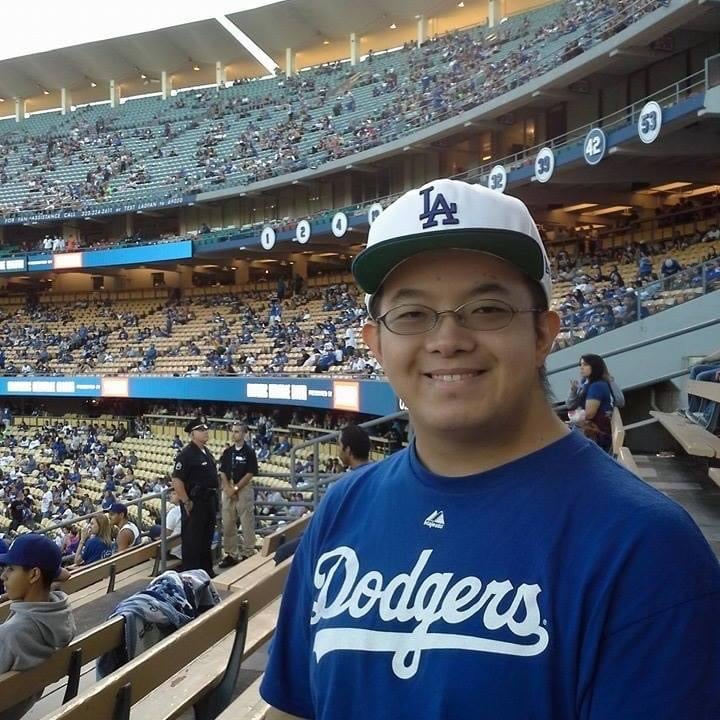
[108,503,140,552]
[344,327,358,350]
[42,236,53,252]
[41,489,53,517]
[702,224,720,242]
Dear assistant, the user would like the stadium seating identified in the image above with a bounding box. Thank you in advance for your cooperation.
[650,379,720,460]
[0,244,716,378]
[0,514,305,719]
[0,0,673,220]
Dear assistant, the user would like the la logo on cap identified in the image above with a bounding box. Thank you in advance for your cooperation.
[418,185,460,230]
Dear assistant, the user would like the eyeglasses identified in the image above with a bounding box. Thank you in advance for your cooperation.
[374,298,543,335]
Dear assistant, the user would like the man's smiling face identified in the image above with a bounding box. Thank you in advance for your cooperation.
[363,250,556,441]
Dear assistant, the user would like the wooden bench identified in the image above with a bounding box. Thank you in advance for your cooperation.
[650,411,720,458]
[214,513,311,593]
[0,617,124,716]
[260,513,311,556]
[216,676,269,720]
[0,538,277,719]
[42,562,289,720]
[617,446,640,475]
[709,468,720,488]
[134,595,281,720]
[688,379,720,405]
[610,407,642,474]
[0,535,181,622]
[611,407,625,458]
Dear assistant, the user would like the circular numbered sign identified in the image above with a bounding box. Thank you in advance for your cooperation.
[260,226,276,251]
[584,128,606,166]
[534,148,555,184]
[637,101,662,144]
[295,219,311,245]
[331,212,349,238]
[368,203,383,225]
[488,165,507,193]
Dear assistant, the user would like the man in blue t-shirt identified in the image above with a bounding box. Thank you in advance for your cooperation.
[261,179,720,720]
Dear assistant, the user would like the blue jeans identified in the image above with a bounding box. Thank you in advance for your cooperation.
[688,363,720,411]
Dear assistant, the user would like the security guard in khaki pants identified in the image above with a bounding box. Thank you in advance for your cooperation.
[218,422,258,567]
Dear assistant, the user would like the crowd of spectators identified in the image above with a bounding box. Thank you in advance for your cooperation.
[546,225,720,341]
[0,218,718,378]
[0,0,672,219]
[0,404,404,553]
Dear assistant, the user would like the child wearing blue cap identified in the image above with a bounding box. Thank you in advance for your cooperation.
[0,533,76,720]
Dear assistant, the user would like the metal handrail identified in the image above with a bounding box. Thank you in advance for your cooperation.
[196,62,709,247]
[549,317,720,375]
[472,70,707,183]
[288,410,408,504]
[553,256,719,350]
[22,488,171,572]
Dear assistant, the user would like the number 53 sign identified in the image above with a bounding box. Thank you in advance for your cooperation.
[637,101,662,144]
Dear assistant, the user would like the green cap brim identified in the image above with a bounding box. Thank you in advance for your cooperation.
[351,229,544,295]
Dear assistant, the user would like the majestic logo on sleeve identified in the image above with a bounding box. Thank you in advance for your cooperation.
[310,547,548,679]
[419,185,460,229]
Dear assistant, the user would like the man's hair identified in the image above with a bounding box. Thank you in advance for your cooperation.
[339,425,371,461]
[232,422,248,432]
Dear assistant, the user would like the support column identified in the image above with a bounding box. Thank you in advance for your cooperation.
[161,71,172,100]
[234,260,250,287]
[350,32,359,66]
[215,61,226,89]
[125,213,134,239]
[290,253,308,281]
[417,15,428,46]
[60,88,72,115]
[285,48,295,78]
[14,98,24,123]
[109,80,120,108]
[488,0,502,28]
[178,266,194,290]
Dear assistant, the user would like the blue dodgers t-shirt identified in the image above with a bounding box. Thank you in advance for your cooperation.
[260,431,720,720]
[81,536,112,565]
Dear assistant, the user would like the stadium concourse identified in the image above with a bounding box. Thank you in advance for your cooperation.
[0,0,719,717]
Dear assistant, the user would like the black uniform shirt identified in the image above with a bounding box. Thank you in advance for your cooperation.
[173,442,219,498]
[219,443,258,485]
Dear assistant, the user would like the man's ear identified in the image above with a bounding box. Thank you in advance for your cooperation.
[362,321,383,365]
[535,311,561,367]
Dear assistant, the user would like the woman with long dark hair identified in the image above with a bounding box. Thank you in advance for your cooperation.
[567,354,621,451]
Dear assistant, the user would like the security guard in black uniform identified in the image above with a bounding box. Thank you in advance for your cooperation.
[170,416,219,577]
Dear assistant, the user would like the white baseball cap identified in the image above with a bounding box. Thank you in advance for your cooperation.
[352,178,552,314]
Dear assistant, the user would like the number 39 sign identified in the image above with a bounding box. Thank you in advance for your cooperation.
[534,148,555,184]
[637,101,662,144]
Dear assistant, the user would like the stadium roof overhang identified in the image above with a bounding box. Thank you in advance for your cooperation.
[0,0,481,112]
